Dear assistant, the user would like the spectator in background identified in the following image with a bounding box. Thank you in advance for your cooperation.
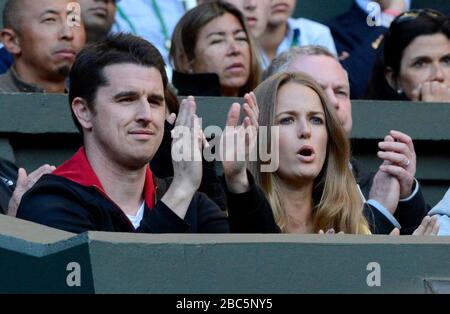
[78,0,116,45]
[112,0,186,77]
[0,0,86,93]
[198,0,272,39]
[0,0,115,75]
[326,0,410,99]
[367,9,450,102]
[0,158,55,216]
[258,0,337,70]
[170,1,261,97]
[266,46,428,234]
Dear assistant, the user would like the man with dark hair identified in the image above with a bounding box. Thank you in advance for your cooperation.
[16,33,269,234]
[0,0,85,92]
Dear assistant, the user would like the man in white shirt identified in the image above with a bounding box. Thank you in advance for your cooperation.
[258,0,337,69]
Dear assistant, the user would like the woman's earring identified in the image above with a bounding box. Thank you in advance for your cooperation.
[397,89,403,94]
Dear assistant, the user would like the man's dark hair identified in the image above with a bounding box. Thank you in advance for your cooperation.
[69,33,169,133]
[2,0,25,31]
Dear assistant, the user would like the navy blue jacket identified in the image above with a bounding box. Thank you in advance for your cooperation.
[0,47,13,75]
[0,158,17,214]
[326,2,386,99]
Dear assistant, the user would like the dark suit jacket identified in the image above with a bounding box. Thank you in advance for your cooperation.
[351,158,428,234]
[0,47,13,75]
[0,158,18,214]
[326,2,386,99]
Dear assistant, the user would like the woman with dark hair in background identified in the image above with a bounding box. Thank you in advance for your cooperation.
[367,9,450,102]
[169,1,261,97]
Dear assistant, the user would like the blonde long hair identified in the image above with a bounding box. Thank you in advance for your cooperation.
[251,72,369,234]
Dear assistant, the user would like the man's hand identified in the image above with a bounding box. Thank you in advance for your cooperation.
[7,164,56,217]
[222,92,259,194]
[162,97,204,219]
[171,96,203,192]
[412,216,440,235]
[411,82,450,103]
[370,168,400,214]
[377,130,416,199]
[390,216,440,236]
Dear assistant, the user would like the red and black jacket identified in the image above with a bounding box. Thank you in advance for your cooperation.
[16,148,279,234]
[16,148,230,234]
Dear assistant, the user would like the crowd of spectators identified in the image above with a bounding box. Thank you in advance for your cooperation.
[1,0,449,236]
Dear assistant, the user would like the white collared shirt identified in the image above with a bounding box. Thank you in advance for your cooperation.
[260,17,337,69]
[126,201,145,230]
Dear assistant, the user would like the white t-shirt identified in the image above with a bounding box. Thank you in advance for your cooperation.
[127,201,145,229]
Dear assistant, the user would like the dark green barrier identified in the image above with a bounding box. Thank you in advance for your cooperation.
[0,93,449,205]
[1,214,450,293]
[0,215,93,293]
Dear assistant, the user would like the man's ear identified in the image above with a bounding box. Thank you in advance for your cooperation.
[384,67,400,92]
[72,97,94,131]
[0,28,22,55]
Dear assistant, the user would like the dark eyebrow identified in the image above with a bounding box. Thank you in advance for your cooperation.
[275,110,297,118]
[148,93,165,103]
[113,91,139,100]
[411,55,432,62]
[113,91,165,103]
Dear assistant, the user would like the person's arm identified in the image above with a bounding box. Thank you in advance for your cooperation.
[219,93,279,233]
[394,181,429,234]
[16,178,97,234]
[377,131,428,234]
[7,165,55,217]
[160,97,203,220]
[223,171,280,233]
[151,109,227,211]
[221,92,259,194]
[363,202,397,234]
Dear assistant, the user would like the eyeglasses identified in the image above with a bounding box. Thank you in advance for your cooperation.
[393,9,445,25]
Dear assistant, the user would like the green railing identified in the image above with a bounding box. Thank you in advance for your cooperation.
[0,93,449,205]
[1,214,450,293]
